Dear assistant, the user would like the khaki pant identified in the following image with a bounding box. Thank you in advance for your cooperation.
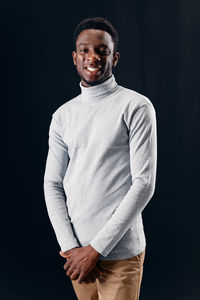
[71,248,145,300]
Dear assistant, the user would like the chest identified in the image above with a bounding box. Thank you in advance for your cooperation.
[62,103,130,151]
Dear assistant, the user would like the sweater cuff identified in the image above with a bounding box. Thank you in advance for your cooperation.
[60,240,81,253]
[89,235,117,257]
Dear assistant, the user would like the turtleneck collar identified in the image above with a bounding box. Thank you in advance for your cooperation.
[79,74,118,102]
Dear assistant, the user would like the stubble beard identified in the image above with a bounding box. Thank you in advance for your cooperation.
[77,68,112,87]
[81,77,105,86]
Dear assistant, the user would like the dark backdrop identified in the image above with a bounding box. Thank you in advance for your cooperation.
[1,0,200,299]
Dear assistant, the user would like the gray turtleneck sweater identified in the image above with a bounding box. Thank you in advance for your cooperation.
[43,74,157,260]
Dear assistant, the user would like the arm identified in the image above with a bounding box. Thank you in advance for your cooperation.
[89,103,157,257]
[43,112,80,252]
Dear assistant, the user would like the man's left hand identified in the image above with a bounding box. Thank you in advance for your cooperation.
[59,245,100,284]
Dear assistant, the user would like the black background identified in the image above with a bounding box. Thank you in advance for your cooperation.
[1,0,200,299]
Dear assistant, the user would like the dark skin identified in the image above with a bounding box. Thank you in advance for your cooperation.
[72,28,120,87]
[59,28,120,284]
[59,246,102,284]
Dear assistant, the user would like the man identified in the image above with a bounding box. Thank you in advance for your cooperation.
[43,17,157,300]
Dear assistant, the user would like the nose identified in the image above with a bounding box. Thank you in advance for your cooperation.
[86,50,101,62]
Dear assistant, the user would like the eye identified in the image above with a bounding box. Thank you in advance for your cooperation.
[99,48,110,55]
[79,48,88,53]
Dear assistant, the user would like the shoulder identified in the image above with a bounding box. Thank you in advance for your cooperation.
[118,85,154,108]
[51,94,81,124]
[117,85,156,118]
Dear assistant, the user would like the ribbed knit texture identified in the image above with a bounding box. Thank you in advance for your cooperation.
[43,74,157,260]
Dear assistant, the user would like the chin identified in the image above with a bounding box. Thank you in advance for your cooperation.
[82,75,110,87]
[84,79,103,86]
[80,77,100,86]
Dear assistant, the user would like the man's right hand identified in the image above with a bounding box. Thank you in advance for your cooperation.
[82,262,103,284]
[60,247,103,284]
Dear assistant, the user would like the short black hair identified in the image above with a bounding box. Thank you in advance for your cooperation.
[73,17,118,53]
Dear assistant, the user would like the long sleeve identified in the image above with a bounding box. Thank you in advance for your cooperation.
[43,113,80,252]
[89,103,157,257]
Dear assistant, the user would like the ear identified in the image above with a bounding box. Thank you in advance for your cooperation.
[112,52,120,67]
[72,51,77,66]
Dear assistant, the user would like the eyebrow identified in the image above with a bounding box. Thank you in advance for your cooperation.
[78,43,89,46]
[78,43,109,47]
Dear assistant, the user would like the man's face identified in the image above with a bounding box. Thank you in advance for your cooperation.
[72,29,120,87]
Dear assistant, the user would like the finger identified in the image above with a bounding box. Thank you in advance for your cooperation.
[59,251,71,258]
[77,271,87,284]
[59,252,65,258]
[66,266,76,277]
[63,260,71,271]
[70,270,80,281]
[59,251,66,257]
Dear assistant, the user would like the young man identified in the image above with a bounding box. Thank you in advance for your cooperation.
[43,17,157,300]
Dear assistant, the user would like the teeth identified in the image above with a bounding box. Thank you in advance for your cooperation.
[87,67,100,72]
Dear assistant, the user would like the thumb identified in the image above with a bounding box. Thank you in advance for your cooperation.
[59,251,70,258]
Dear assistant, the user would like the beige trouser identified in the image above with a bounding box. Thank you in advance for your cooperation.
[71,248,145,300]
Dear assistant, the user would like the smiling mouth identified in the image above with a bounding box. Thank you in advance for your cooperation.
[85,66,102,74]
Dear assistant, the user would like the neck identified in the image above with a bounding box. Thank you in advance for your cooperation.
[81,75,112,87]
[79,74,118,103]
